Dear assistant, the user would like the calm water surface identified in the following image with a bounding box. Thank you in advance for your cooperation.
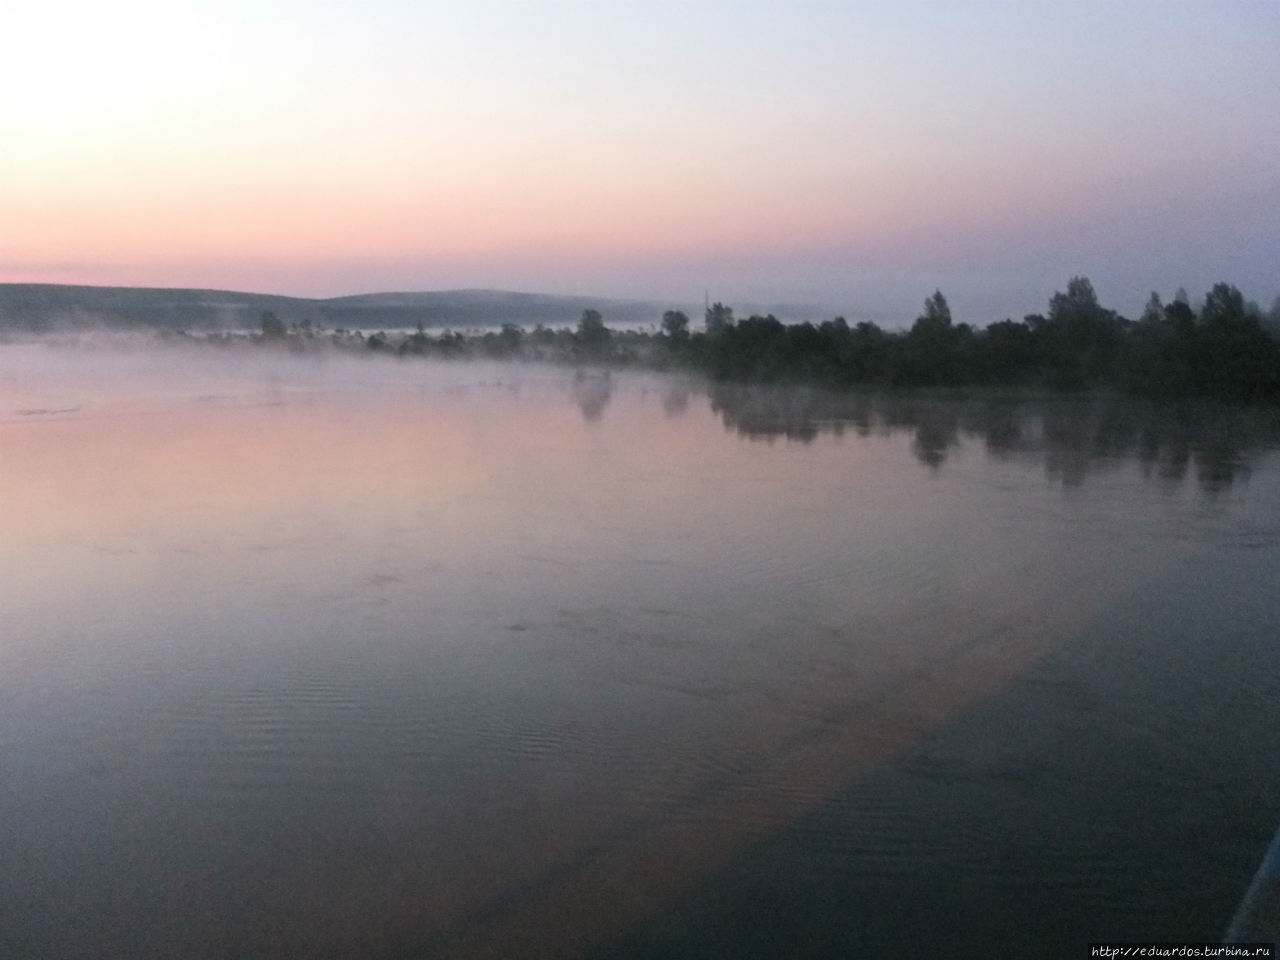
[2,343,1279,958]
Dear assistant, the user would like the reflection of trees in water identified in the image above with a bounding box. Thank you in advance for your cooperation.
[707,385,874,444]
[572,370,614,422]
[1032,403,1261,493]
[885,402,959,470]
[706,383,1280,493]
[662,385,690,418]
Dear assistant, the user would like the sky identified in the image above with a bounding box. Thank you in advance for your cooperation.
[2,0,1278,323]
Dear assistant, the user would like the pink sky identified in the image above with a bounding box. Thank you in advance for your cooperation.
[3,1,1277,321]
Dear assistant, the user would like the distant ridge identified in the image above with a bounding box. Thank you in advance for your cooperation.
[0,284,677,332]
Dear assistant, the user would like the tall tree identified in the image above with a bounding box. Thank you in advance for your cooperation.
[916,290,953,332]
[1042,277,1120,387]
[661,310,690,342]
[1140,291,1164,325]
[1200,283,1246,328]
[705,302,734,336]
[576,308,609,353]
[905,290,959,385]
[1048,276,1101,325]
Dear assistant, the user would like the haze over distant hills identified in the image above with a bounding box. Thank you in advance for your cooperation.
[0,284,691,333]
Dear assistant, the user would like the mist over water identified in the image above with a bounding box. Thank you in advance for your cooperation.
[3,341,1280,958]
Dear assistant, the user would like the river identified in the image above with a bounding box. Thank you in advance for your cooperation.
[2,342,1278,958]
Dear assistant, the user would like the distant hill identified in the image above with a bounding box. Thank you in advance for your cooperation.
[0,284,676,332]
[315,289,670,330]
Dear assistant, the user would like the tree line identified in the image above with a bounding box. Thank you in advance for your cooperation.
[677,279,1280,402]
[256,278,1280,403]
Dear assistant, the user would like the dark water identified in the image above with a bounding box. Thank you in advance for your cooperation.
[2,345,1279,958]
